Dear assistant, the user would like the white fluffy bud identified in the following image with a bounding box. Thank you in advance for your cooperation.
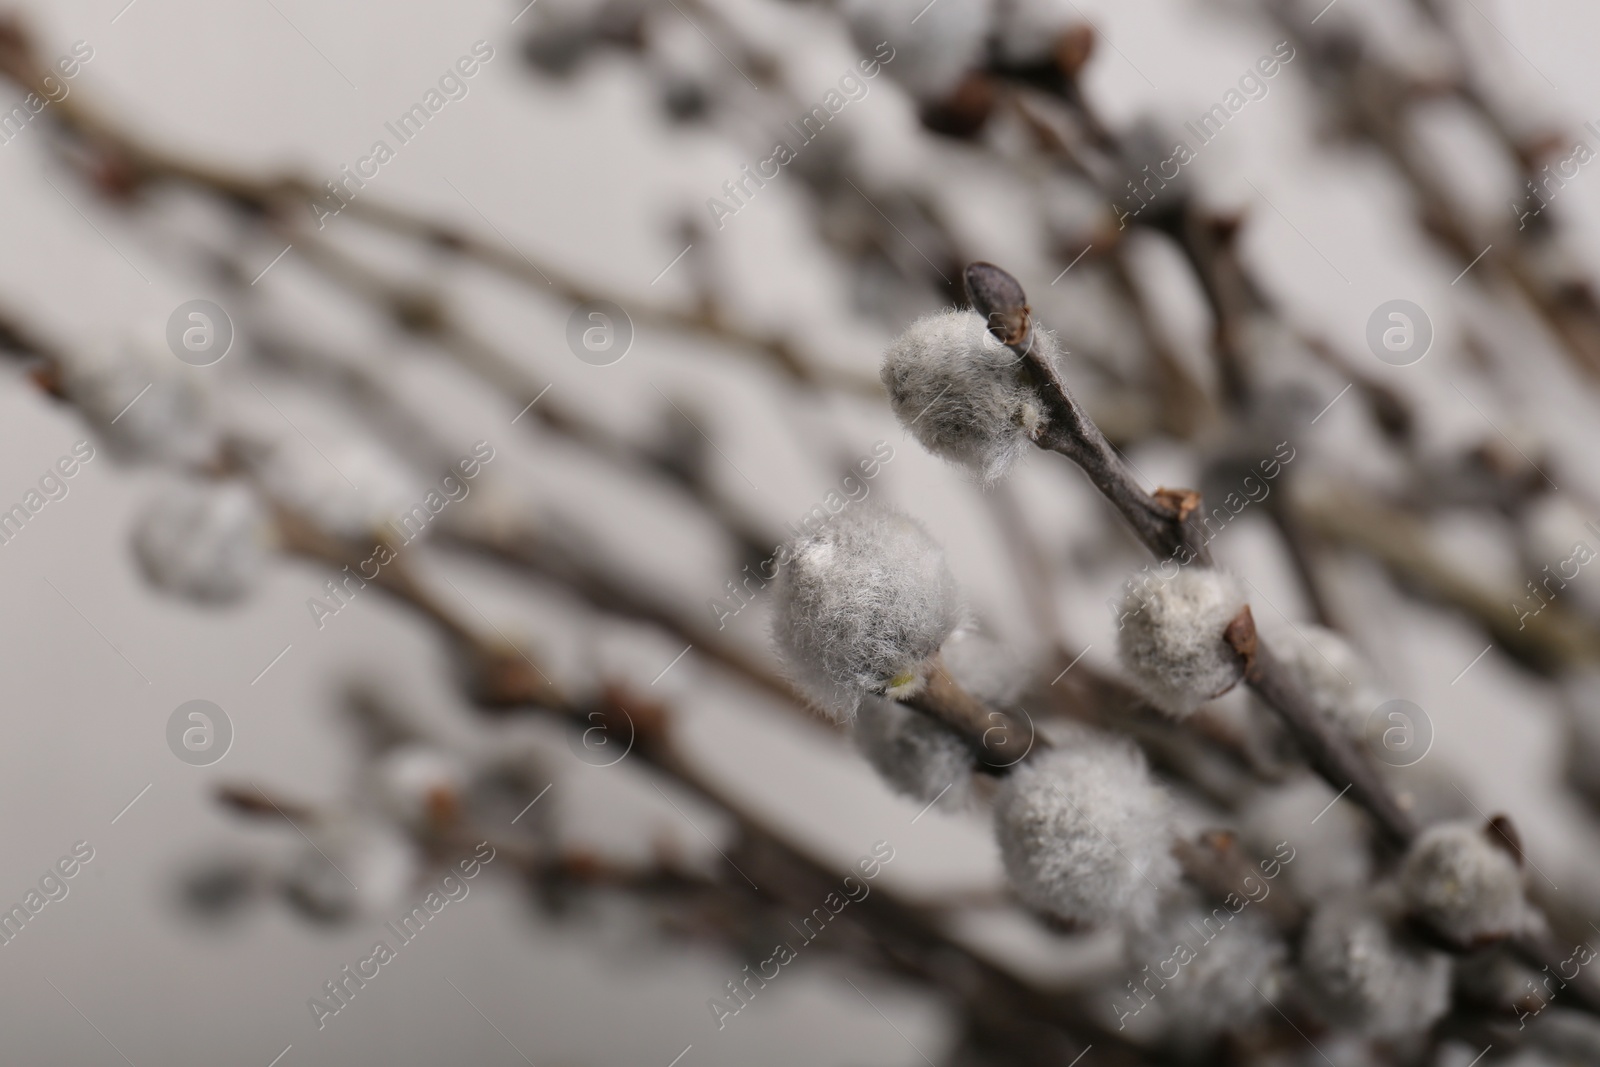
[994,0,1076,65]
[1240,776,1371,902]
[372,744,468,833]
[61,341,218,465]
[281,821,418,922]
[772,507,962,721]
[1298,894,1451,1038]
[131,481,271,604]
[259,438,417,541]
[1125,902,1287,1035]
[841,0,994,100]
[1269,624,1382,738]
[853,697,973,806]
[1399,820,1526,944]
[993,736,1177,926]
[881,308,1057,484]
[1116,568,1248,716]
[941,624,1029,705]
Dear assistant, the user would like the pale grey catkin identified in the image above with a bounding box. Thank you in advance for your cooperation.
[853,696,973,806]
[1298,892,1451,1038]
[994,0,1077,65]
[1399,820,1526,944]
[1116,568,1248,716]
[772,506,962,721]
[1270,624,1382,738]
[131,480,270,604]
[881,307,1060,485]
[841,0,994,100]
[62,341,218,465]
[993,736,1177,926]
[1125,901,1288,1036]
[1240,775,1371,902]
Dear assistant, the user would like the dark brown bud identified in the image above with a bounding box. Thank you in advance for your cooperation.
[963,261,1030,346]
[1485,813,1524,867]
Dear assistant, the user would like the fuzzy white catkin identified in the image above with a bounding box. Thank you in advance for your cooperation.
[941,625,1030,706]
[131,481,270,604]
[993,737,1177,926]
[1268,625,1381,738]
[372,744,468,833]
[881,308,1060,485]
[61,342,218,465]
[841,0,994,100]
[772,506,962,721]
[994,0,1076,65]
[1125,902,1287,1036]
[1116,568,1248,716]
[259,437,418,541]
[1240,776,1370,903]
[1298,894,1451,1038]
[282,820,417,922]
[1399,820,1526,943]
[853,697,973,806]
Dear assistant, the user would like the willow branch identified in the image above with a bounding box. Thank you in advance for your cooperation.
[965,262,1422,848]
[966,261,1212,564]
[1222,605,1417,845]
[0,17,878,398]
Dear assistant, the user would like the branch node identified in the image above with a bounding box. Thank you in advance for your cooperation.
[1223,604,1258,674]
[1153,486,1201,522]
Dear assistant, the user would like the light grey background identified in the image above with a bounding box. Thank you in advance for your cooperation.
[0,0,1598,1064]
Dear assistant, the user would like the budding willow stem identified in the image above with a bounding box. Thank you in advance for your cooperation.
[963,262,1213,565]
[1223,606,1417,846]
[963,261,1416,844]
[901,654,1050,773]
